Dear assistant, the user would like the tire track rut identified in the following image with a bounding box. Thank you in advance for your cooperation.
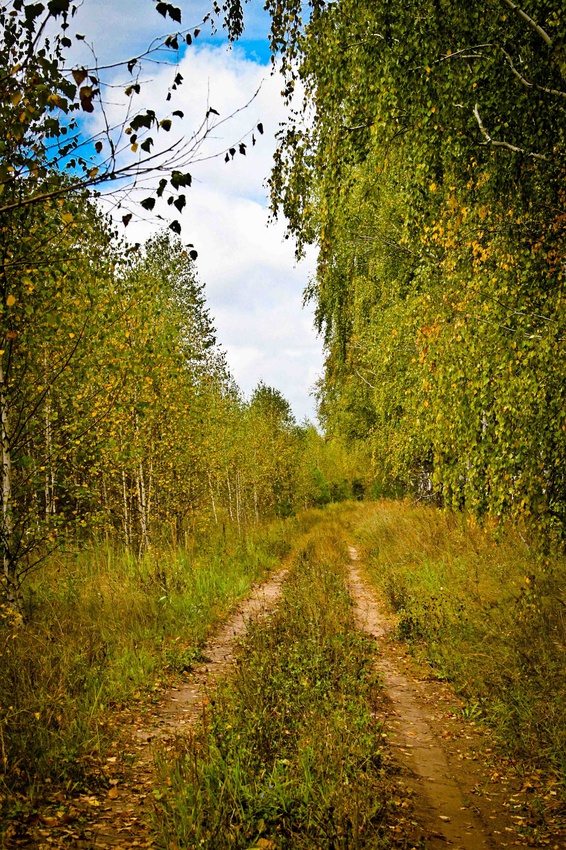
[88,568,289,849]
[347,545,529,850]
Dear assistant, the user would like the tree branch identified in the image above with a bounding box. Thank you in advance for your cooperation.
[473,103,548,161]
[499,46,566,99]
[500,0,552,47]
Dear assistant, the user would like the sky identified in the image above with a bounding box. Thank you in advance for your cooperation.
[67,0,323,422]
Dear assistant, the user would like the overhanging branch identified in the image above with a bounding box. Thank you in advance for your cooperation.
[500,0,552,46]
[473,103,548,161]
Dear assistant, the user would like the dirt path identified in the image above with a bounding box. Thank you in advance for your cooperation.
[63,568,288,849]
[347,546,538,850]
[136,566,288,742]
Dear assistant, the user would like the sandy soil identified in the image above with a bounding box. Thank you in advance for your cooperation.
[23,569,289,850]
[347,545,564,850]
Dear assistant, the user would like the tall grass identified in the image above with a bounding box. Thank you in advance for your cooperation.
[153,516,410,850]
[353,501,566,784]
[0,520,294,817]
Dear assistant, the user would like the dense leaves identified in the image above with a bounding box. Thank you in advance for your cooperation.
[0,203,361,607]
[267,0,566,540]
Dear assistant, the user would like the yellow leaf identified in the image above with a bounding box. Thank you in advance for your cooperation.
[61,212,74,225]
[47,93,66,109]
[6,294,16,307]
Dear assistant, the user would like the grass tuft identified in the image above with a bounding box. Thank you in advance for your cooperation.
[153,517,415,849]
[353,500,566,785]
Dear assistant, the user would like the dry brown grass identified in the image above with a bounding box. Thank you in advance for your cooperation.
[352,500,566,784]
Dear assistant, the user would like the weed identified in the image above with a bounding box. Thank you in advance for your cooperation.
[353,501,566,786]
[153,519,413,849]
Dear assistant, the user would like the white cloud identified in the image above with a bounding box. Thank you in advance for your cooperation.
[181,186,322,422]
[75,8,322,421]
[69,0,274,66]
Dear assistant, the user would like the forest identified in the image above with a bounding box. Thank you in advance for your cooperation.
[1,0,566,848]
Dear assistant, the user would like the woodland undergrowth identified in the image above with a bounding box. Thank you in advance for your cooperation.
[153,510,419,850]
[0,519,294,827]
[354,501,566,788]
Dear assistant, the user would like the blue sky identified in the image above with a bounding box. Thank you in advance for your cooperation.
[68,0,322,421]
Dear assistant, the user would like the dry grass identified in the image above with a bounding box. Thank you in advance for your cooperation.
[353,500,566,784]
[0,520,294,824]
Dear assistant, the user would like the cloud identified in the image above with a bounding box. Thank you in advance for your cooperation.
[73,6,322,421]
[180,182,322,423]
[69,0,274,66]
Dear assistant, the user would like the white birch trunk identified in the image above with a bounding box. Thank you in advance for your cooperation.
[235,469,241,536]
[208,471,218,524]
[0,360,17,608]
[122,468,131,549]
[136,461,150,554]
[226,471,234,521]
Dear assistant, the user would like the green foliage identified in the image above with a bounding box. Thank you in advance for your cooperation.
[153,518,398,849]
[265,0,566,540]
[0,520,290,806]
[354,501,566,781]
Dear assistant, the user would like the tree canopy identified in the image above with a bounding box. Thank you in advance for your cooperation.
[264,0,566,539]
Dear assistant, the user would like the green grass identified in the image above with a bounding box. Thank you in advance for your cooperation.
[0,519,295,821]
[153,515,418,850]
[352,500,566,786]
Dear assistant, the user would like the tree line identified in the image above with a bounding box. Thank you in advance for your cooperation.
[265,0,566,542]
[1,201,364,609]
[0,0,372,611]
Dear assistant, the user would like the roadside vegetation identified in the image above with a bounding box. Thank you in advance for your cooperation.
[0,521,297,826]
[153,510,421,850]
[353,501,566,786]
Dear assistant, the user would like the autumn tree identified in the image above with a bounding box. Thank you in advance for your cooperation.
[262,0,566,538]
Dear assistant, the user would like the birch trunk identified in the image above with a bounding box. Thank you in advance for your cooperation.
[235,469,241,536]
[0,361,19,610]
[136,461,150,555]
[226,471,234,521]
[208,471,218,524]
[122,468,131,549]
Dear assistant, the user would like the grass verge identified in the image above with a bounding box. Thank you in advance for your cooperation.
[153,514,420,850]
[0,519,294,830]
[352,500,566,787]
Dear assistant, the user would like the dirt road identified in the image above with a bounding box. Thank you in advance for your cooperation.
[347,545,540,850]
[34,569,289,850]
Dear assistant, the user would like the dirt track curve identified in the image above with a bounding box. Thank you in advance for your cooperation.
[89,567,288,849]
[347,545,539,850]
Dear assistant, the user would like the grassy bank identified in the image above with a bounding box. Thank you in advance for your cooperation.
[0,520,294,824]
[353,501,566,785]
[153,513,418,850]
